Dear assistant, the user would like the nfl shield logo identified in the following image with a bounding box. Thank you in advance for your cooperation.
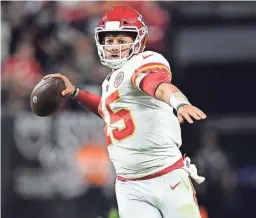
[114,71,124,88]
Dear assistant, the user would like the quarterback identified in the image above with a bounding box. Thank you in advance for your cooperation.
[45,6,207,218]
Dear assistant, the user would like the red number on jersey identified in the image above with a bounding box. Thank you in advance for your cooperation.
[98,90,135,146]
[98,102,112,146]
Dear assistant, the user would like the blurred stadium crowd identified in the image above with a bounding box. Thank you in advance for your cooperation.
[1,1,256,218]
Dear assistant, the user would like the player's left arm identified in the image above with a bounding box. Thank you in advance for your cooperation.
[154,83,207,124]
[131,60,207,124]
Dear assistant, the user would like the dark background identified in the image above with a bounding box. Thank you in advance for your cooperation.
[2,1,256,218]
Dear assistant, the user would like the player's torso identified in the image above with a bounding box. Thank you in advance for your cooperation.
[98,51,182,178]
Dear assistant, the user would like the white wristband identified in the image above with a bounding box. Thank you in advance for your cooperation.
[169,92,190,110]
[70,87,79,99]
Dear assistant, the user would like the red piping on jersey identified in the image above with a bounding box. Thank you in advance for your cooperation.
[117,157,184,181]
[74,89,101,118]
[131,62,171,88]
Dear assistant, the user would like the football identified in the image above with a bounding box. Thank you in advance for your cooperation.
[30,77,66,117]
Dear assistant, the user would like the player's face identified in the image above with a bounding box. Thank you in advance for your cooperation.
[103,33,134,59]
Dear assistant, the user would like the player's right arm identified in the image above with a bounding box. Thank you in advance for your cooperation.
[43,74,102,118]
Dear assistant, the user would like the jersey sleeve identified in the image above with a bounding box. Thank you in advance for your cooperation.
[130,52,172,97]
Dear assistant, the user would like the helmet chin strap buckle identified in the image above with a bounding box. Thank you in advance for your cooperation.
[134,46,139,53]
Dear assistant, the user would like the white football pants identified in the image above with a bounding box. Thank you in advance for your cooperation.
[115,168,201,218]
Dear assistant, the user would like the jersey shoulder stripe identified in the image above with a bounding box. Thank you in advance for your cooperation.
[131,62,171,89]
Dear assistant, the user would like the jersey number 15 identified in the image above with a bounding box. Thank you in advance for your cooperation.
[98,90,135,146]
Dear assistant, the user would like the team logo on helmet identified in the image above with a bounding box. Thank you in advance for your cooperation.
[114,71,124,88]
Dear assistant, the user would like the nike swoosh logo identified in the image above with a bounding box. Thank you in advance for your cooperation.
[170,182,181,190]
[143,54,153,59]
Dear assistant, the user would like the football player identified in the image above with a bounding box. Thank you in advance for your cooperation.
[44,6,207,218]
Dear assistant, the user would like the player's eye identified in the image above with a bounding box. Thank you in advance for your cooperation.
[119,40,126,44]
[105,39,113,45]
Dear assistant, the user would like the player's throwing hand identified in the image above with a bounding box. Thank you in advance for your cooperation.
[43,73,75,96]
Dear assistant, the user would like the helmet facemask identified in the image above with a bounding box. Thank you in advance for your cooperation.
[95,27,148,70]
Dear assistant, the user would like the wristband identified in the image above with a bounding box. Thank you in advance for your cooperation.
[70,87,79,99]
[169,92,190,110]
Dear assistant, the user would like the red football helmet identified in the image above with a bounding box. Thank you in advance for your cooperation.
[95,6,148,69]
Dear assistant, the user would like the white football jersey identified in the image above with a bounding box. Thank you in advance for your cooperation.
[98,51,182,179]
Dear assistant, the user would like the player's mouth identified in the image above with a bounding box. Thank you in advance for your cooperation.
[109,54,120,59]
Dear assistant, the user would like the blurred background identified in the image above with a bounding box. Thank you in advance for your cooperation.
[1,1,256,218]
